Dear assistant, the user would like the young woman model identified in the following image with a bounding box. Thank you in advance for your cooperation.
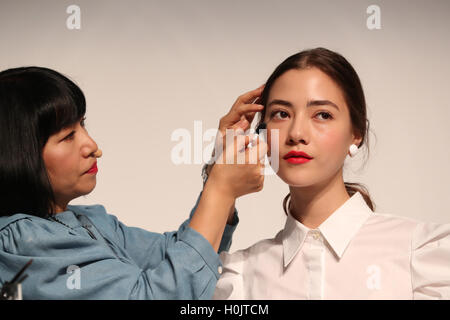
[214,48,450,300]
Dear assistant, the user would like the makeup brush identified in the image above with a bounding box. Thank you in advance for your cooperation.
[248,122,267,148]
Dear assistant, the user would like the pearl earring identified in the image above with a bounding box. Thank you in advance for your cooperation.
[349,144,359,157]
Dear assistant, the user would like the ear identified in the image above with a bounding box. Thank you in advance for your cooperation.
[352,131,363,147]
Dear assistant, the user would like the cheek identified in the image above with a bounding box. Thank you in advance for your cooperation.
[265,125,284,156]
[316,128,349,159]
[43,150,77,180]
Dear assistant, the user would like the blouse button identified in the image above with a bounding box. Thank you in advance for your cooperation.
[218,266,223,274]
[311,231,321,240]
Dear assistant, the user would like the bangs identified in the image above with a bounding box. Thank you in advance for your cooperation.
[41,82,86,132]
[31,69,86,147]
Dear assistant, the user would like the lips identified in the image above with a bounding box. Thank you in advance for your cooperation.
[283,151,313,160]
[85,161,98,174]
[283,151,313,165]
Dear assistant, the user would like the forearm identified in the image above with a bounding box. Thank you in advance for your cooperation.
[189,179,235,252]
[203,162,236,225]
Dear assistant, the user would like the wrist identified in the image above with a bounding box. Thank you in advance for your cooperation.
[203,171,235,204]
[201,154,216,186]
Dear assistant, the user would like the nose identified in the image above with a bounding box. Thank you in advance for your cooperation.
[92,149,102,158]
[287,114,309,145]
[82,131,101,158]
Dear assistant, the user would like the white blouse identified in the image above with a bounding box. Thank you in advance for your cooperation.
[214,191,450,300]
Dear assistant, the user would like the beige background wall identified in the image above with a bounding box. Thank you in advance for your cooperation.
[1,0,449,251]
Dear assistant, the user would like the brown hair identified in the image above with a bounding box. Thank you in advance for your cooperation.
[256,47,375,212]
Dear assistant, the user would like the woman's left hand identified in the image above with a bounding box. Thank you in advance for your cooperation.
[217,84,265,135]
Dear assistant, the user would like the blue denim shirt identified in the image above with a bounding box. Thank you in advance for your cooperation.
[0,191,238,299]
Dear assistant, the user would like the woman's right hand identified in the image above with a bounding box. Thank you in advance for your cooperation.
[206,133,267,201]
[205,85,268,201]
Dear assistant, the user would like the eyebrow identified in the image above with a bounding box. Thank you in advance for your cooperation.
[267,99,340,111]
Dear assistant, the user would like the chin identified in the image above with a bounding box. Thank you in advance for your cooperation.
[80,181,97,195]
[280,177,312,187]
[277,171,310,187]
[275,163,321,187]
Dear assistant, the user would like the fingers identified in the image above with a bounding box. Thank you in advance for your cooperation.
[228,104,264,133]
[219,103,263,134]
[247,136,267,165]
[229,85,265,120]
[229,134,262,165]
[214,134,245,164]
[245,111,258,125]
[257,139,268,163]
[230,115,249,131]
[234,103,264,118]
[219,85,265,134]
[233,134,251,154]
[256,172,265,189]
[246,84,265,102]
[216,132,267,171]
[253,97,262,105]
[235,85,265,105]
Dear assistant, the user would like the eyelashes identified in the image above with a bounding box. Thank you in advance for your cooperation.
[316,112,333,120]
[64,117,86,140]
[270,110,289,120]
[269,110,333,121]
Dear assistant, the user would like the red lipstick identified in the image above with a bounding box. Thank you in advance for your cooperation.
[283,151,313,164]
[85,161,98,174]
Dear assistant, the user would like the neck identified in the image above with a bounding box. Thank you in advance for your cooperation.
[288,168,350,229]
[52,199,69,214]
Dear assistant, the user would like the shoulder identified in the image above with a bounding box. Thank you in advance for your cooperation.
[410,220,450,299]
[214,231,283,300]
[411,220,450,249]
[0,213,65,254]
[363,211,422,235]
[0,213,52,236]
[366,210,450,236]
[364,211,450,252]
[0,214,35,232]
[367,211,420,226]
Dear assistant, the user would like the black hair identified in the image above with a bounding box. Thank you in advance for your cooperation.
[0,66,86,217]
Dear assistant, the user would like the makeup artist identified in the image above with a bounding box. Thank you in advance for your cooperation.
[0,66,266,299]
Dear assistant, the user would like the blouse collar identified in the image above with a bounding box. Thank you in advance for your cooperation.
[50,209,82,228]
[282,191,373,267]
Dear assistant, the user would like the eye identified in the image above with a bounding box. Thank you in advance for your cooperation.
[64,131,75,140]
[62,117,86,141]
[270,110,290,120]
[316,111,333,120]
